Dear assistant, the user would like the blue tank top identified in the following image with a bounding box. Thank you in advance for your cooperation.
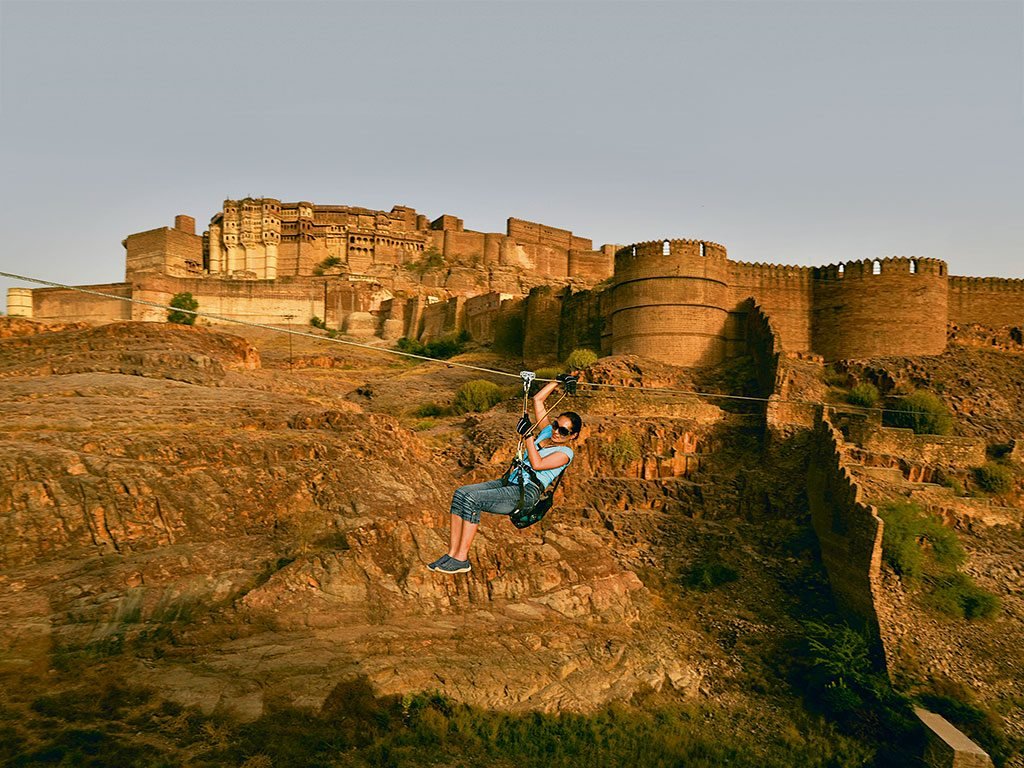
[510,425,574,489]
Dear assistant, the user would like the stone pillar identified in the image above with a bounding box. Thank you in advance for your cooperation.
[6,287,33,318]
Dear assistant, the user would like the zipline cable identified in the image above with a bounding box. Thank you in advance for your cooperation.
[0,270,933,419]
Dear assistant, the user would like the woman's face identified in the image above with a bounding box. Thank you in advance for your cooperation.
[550,416,575,442]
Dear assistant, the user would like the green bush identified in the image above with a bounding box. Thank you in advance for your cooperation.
[682,559,739,591]
[564,348,598,370]
[312,256,342,276]
[883,391,953,435]
[824,366,849,387]
[167,293,198,325]
[452,380,504,414]
[940,474,966,497]
[879,502,964,581]
[973,462,1014,495]
[535,366,564,381]
[309,316,326,330]
[924,572,1001,620]
[846,383,880,408]
[795,620,918,743]
[396,331,469,360]
[604,433,640,472]
[404,247,445,278]
[412,402,447,418]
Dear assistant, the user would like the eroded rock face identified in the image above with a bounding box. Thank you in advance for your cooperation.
[0,320,259,384]
[0,322,724,719]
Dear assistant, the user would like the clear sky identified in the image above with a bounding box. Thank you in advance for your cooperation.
[1,0,1022,310]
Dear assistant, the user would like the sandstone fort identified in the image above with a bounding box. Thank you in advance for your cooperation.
[7,197,1024,364]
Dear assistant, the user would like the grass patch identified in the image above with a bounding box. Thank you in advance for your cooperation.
[879,501,964,581]
[564,348,598,370]
[923,572,1001,620]
[452,380,505,414]
[973,462,1014,495]
[883,390,953,435]
[879,501,998,621]
[601,433,640,473]
[846,383,879,408]
[682,560,739,591]
[9,667,881,768]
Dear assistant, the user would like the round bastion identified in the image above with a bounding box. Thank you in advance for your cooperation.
[610,239,730,367]
[812,257,948,360]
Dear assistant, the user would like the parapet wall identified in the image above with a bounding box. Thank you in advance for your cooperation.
[948,276,1024,328]
[811,257,948,360]
[729,262,814,353]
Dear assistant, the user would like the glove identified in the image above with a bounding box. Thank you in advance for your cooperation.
[515,414,533,436]
[556,373,578,395]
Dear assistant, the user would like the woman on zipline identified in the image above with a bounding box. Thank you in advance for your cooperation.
[428,375,582,575]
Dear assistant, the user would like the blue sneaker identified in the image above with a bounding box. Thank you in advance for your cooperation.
[427,555,452,571]
[436,557,471,574]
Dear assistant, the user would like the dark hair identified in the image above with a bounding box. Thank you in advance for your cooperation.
[559,411,583,437]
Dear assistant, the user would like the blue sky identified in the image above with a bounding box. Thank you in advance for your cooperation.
[1,0,1022,308]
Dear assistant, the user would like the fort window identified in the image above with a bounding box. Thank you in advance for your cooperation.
[910,259,917,274]
[700,242,706,258]
[662,240,670,255]
[838,264,845,278]
[872,260,881,275]
[631,246,637,257]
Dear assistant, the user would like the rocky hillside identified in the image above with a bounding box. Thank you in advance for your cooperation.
[1,318,1020,766]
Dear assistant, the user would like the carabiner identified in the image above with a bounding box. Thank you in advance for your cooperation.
[519,370,536,394]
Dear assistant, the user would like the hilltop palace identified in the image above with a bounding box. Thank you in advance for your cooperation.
[8,198,1023,366]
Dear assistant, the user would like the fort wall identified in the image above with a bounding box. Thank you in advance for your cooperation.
[558,289,603,361]
[743,300,781,397]
[948,276,1024,327]
[611,239,730,367]
[523,285,565,367]
[463,292,513,343]
[124,227,204,279]
[125,274,327,325]
[806,414,888,655]
[811,257,948,360]
[729,262,814,353]
[25,284,133,323]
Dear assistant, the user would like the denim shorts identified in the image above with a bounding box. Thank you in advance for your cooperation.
[449,478,541,525]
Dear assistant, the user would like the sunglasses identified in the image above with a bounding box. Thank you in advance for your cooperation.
[550,422,572,437]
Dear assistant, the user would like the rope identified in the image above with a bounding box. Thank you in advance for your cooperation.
[0,270,933,419]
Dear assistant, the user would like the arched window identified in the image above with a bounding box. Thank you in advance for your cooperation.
[838,264,845,279]
[910,259,918,274]
[872,260,882,275]
[662,240,670,255]
[700,242,706,258]
[631,246,637,257]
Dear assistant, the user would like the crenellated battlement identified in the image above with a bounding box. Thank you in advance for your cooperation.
[731,261,815,285]
[949,275,1024,292]
[814,256,947,281]
[616,238,727,262]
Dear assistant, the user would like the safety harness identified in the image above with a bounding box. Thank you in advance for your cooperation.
[501,370,574,529]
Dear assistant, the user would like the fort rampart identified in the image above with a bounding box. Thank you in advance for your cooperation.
[806,414,889,657]
[610,239,731,367]
[948,276,1024,327]
[7,201,1023,372]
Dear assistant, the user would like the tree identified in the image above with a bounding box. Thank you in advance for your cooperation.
[168,293,199,325]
